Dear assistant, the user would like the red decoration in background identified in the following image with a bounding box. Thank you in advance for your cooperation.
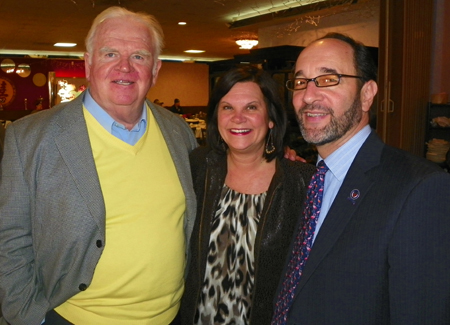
[0,77,16,108]
[0,58,86,110]
[50,59,85,78]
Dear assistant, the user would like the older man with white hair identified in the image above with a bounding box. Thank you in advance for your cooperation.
[0,7,197,325]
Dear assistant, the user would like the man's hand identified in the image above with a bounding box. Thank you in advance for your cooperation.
[284,147,306,162]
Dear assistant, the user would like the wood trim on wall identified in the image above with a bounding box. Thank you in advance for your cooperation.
[377,0,433,156]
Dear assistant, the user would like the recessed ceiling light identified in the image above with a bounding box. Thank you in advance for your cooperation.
[54,43,77,47]
[184,50,205,54]
[178,22,187,25]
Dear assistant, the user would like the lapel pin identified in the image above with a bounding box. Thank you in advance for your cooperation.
[347,189,360,205]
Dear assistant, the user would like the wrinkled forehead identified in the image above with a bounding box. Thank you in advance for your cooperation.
[95,16,153,46]
[295,38,356,77]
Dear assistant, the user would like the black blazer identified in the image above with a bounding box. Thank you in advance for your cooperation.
[181,147,315,324]
[282,131,450,324]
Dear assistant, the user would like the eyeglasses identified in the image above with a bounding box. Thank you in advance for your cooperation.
[286,74,363,91]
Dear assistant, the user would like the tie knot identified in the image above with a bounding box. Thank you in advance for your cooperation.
[316,160,329,175]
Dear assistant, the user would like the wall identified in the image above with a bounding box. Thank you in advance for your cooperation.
[430,0,450,100]
[258,0,379,49]
[147,61,209,107]
[0,58,85,111]
[0,58,51,111]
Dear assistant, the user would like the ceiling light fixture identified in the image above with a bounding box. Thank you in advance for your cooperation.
[54,43,77,47]
[236,39,258,50]
[178,22,187,25]
[184,50,205,53]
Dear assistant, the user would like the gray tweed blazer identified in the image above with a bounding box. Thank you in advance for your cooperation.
[0,93,198,325]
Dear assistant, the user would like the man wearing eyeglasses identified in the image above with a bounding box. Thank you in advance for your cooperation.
[272,33,450,324]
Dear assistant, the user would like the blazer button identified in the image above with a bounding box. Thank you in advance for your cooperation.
[96,240,103,248]
[79,283,87,291]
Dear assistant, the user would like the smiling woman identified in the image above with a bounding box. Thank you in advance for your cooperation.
[216,81,274,157]
[180,65,316,324]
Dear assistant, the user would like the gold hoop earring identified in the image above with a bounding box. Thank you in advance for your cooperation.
[265,128,275,154]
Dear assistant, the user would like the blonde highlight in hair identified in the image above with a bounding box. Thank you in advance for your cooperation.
[85,6,164,65]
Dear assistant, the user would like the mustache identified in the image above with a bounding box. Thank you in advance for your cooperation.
[298,104,334,115]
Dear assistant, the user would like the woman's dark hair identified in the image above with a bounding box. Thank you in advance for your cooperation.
[206,65,287,162]
[318,32,377,88]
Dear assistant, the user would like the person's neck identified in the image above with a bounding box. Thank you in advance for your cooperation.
[226,149,276,194]
[107,104,144,130]
[227,149,268,171]
[317,122,368,159]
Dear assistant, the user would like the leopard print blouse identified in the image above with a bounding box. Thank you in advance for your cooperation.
[195,184,266,324]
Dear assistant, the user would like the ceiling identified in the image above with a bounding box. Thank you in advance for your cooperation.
[0,0,360,62]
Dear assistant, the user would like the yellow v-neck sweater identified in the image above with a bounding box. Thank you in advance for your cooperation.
[56,107,186,324]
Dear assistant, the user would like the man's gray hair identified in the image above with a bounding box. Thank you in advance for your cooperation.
[85,6,164,65]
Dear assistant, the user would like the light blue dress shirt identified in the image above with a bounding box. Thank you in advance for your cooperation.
[312,125,371,244]
[83,90,147,145]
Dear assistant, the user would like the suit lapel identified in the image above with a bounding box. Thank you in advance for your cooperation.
[53,96,106,233]
[296,131,384,292]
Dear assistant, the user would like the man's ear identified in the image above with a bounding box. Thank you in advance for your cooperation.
[360,80,378,112]
[84,52,91,81]
[151,60,162,87]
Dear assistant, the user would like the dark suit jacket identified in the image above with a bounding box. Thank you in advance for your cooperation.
[283,131,450,324]
[0,94,198,325]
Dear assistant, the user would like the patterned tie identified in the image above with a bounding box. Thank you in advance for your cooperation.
[272,160,329,325]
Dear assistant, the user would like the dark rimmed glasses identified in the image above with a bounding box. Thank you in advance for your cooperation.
[286,74,363,91]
